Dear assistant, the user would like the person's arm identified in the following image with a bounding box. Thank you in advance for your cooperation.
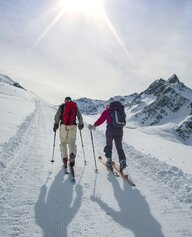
[54,105,63,124]
[94,109,108,127]
[53,105,63,132]
[88,109,110,130]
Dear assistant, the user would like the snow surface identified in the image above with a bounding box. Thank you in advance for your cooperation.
[0,80,192,237]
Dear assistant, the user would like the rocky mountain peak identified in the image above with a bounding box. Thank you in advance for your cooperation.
[143,78,166,96]
[127,75,192,142]
[167,74,179,84]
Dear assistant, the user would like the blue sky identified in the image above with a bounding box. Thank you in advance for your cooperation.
[0,0,192,104]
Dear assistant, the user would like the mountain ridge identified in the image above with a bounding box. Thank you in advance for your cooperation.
[0,73,25,89]
[126,74,192,142]
[1,72,191,142]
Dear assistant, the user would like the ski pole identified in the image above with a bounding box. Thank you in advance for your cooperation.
[79,129,87,165]
[92,172,98,197]
[51,131,56,164]
[90,130,98,173]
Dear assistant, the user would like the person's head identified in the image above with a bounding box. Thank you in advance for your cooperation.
[65,96,72,102]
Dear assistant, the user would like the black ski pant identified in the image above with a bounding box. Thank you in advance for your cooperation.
[104,124,126,163]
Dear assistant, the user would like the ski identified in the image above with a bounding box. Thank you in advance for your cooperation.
[112,161,136,187]
[98,156,119,177]
[70,166,76,182]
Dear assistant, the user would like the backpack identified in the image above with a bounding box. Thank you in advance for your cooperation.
[109,101,126,128]
[62,101,77,125]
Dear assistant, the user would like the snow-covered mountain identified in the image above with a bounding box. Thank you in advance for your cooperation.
[75,94,137,115]
[0,73,192,237]
[176,115,192,140]
[74,97,105,114]
[125,74,192,143]
[0,73,25,89]
[0,73,39,149]
[127,74,192,125]
[75,74,192,143]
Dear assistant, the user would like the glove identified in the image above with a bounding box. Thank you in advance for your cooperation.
[78,123,84,130]
[88,124,95,130]
[53,123,59,132]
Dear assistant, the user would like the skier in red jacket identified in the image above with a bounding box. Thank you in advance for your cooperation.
[53,97,84,173]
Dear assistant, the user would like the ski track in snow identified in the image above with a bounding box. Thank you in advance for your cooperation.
[0,99,192,237]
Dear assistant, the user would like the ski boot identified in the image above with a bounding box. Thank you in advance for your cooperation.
[69,153,75,167]
[63,158,69,174]
[69,153,76,180]
[106,157,113,170]
[119,160,127,172]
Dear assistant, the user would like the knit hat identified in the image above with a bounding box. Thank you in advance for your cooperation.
[65,96,71,101]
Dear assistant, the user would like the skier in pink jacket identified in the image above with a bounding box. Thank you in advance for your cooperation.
[89,101,127,171]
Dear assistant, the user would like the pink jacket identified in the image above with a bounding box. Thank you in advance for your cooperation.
[94,108,111,127]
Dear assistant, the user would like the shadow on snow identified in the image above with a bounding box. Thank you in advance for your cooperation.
[91,171,165,237]
[35,170,83,237]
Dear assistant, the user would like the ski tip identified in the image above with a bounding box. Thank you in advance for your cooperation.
[98,156,102,160]
[124,175,136,187]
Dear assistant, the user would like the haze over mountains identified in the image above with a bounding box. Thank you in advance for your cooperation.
[1,72,192,143]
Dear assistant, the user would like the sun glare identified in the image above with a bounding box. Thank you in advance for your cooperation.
[61,0,104,18]
[32,0,133,64]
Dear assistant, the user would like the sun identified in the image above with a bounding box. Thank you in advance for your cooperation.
[61,0,104,18]
[32,0,132,63]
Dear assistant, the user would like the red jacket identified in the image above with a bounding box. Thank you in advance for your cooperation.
[94,108,111,127]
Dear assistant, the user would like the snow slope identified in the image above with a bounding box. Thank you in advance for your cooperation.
[0,79,192,237]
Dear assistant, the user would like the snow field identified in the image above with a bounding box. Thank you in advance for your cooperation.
[0,84,192,236]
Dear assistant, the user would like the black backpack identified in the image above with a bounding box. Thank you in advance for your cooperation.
[109,101,126,128]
